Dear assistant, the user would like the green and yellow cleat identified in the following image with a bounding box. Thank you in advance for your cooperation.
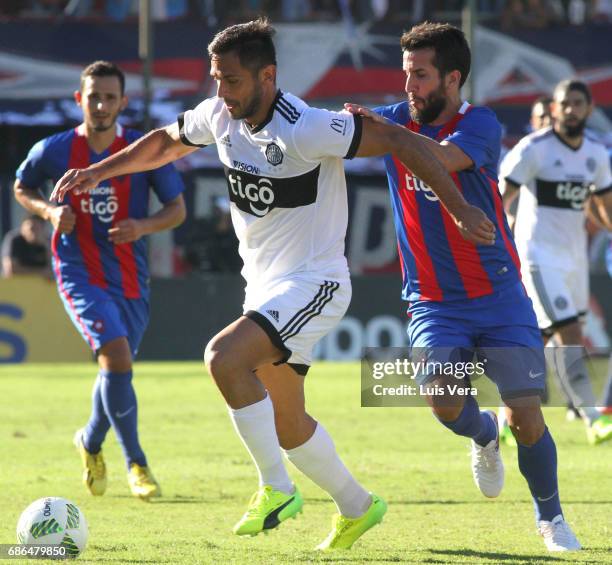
[233,485,303,536]
[587,414,612,445]
[499,422,517,447]
[73,428,107,496]
[316,493,387,551]
[128,463,161,500]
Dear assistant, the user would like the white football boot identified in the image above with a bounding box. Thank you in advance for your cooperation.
[471,410,504,498]
[538,515,581,551]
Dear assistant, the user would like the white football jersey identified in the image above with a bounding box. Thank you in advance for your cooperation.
[178,90,361,286]
[500,127,612,268]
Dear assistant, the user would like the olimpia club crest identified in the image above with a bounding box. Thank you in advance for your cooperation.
[265,142,283,166]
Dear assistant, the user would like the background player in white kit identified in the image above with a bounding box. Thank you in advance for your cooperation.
[51,18,495,550]
[500,80,612,445]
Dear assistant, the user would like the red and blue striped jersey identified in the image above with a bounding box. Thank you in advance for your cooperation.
[375,101,521,302]
[16,124,184,300]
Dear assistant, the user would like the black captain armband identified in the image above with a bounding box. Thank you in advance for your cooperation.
[344,114,363,160]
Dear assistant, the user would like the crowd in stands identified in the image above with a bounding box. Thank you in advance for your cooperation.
[1,0,611,25]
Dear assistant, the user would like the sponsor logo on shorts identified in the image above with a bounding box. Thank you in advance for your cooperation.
[554,296,568,310]
[529,369,544,379]
[93,319,105,333]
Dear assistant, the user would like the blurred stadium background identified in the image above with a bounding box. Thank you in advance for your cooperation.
[1,0,611,363]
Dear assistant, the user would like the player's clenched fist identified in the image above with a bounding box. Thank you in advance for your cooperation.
[48,205,76,234]
[453,204,496,246]
[108,219,145,245]
[51,167,101,202]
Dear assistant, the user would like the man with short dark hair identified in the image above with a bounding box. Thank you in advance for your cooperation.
[13,60,186,501]
[501,79,612,446]
[51,18,493,550]
[346,22,582,551]
[530,95,553,132]
[1,215,51,278]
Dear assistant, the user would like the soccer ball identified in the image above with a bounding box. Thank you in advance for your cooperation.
[17,497,88,558]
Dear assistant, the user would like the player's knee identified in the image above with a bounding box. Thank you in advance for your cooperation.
[507,408,545,446]
[98,338,132,373]
[204,340,237,380]
[431,404,463,422]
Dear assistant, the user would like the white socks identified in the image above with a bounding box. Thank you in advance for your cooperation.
[285,423,371,518]
[228,395,293,494]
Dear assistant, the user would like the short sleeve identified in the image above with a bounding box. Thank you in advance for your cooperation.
[16,139,50,189]
[177,98,216,148]
[499,137,538,187]
[293,107,362,161]
[148,162,186,204]
[445,108,501,170]
[592,147,612,195]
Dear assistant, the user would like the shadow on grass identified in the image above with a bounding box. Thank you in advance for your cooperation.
[306,497,612,506]
[427,548,566,563]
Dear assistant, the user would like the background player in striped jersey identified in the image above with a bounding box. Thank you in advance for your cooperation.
[346,22,581,551]
[500,80,612,445]
[51,19,495,551]
[13,61,186,500]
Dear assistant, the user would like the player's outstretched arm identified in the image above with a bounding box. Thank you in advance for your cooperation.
[351,114,495,246]
[345,103,473,172]
[51,123,197,202]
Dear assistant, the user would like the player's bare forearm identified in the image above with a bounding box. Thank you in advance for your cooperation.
[139,195,187,235]
[13,180,55,220]
[587,192,612,230]
[51,125,196,202]
[501,181,520,213]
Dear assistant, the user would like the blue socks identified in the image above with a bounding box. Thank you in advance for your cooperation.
[98,368,147,468]
[437,395,497,447]
[517,427,562,522]
[83,374,111,453]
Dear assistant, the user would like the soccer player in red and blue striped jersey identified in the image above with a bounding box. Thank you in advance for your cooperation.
[13,61,186,501]
[347,22,581,551]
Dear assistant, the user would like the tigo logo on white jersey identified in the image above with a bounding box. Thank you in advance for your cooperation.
[227,171,275,217]
[404,173,439,202]
[555,182,590,210]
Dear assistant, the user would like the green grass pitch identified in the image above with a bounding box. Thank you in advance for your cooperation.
[0,362,610,564]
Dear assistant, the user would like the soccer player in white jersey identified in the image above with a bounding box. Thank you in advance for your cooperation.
[51,18,496,549]
[500,80,612,445]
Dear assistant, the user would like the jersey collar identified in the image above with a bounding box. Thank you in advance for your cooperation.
[249,89,282,134]
[76,122,124,138]
[552,129,583,152]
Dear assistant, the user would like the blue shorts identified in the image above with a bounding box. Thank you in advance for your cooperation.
[408,282,546,399]
[57,282,149,358]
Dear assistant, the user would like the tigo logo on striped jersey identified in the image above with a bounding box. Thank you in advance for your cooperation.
[404,173,439,202]
[80,185,118,223]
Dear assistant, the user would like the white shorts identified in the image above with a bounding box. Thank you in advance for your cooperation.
[521,263,588,333]
[243,276,351,373]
